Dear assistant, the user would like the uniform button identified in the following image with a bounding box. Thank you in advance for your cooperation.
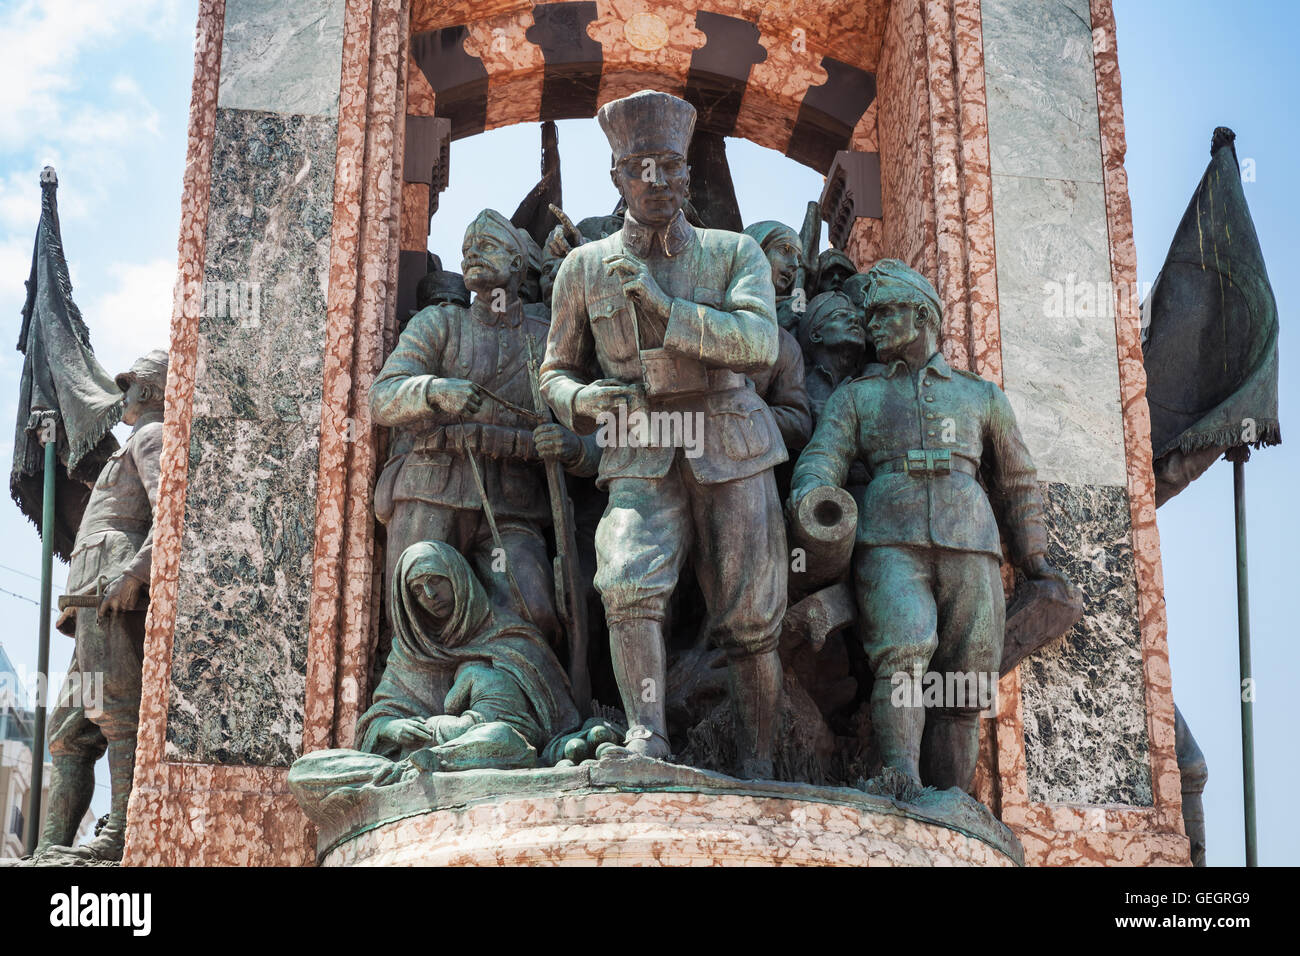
[927,430,936,437]
[923,379,933,387]
[924,395,934,402]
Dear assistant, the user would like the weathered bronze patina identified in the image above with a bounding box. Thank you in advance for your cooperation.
[34,350,167,864]
[371,209,598,648]
[791,260,1068,801]
[539,90,787,777]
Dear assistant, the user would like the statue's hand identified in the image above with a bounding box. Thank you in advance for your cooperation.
[604,253,671,323]
[98,574,144,617]
[1022,554,1062,582]
[573,380,646,423]
[429,379,484,417]
[380,717,435,750]
[533,423,581,466]
[546,228,577,260]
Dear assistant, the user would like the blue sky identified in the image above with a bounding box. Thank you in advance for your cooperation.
[0,0,1293,864]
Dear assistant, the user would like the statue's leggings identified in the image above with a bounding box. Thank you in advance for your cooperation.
[853,545,1004,788]
[47,606,147,759]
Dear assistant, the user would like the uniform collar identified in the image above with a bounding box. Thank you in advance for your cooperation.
[621,209,694,258]
[471,296,525,329]
[883,350,953,380]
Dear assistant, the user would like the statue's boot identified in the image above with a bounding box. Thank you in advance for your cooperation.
[33,754,96,856]
[609,619,671,759]
[863,675,926,801]
[920,708,981,792]
[728,649,782,779]
[65,738,136,863]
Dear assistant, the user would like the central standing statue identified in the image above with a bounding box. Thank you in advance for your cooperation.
[540,91,787,777]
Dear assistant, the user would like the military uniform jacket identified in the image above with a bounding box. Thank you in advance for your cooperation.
[791,352,1048,561]
[540,210,786,487]
[371,299,589,522]
[66,419,162,597]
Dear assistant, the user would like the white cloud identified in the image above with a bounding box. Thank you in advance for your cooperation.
[0,0,183,151]
[86,258,175,376]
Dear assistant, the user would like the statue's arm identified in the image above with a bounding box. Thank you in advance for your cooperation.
[540,255,598,433]
[789,384,859,506]
[983,383,1049,564]
[369,309,451,428]
[764,334,814,451]
[122,422,164,584]
[662,234,778,374]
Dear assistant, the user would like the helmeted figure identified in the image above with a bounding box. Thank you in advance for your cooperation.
[371,209,598,647]
[540,90,787,777]
[37,350,167,863]
[797,289,868,420]
[790,260,1064,799]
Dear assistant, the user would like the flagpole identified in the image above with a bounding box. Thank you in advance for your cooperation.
[24,414,57,856]
[1228,451,1258,867]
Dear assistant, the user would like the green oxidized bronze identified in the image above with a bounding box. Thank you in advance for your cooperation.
[791,259,1069,801]
[539,90,787,777]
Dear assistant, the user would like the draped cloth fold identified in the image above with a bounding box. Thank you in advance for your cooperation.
[1143,128,1281,506]
[10,171,122,559]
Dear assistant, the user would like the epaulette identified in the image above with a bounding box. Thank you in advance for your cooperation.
[954,367,988,382]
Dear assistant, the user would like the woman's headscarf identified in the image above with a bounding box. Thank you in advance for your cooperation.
[357,541,578,755]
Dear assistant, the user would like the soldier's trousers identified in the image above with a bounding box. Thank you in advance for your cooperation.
[47,606,147,760]
[853,545,1004,687]
[594,460,786,658]
[386,501,559,642]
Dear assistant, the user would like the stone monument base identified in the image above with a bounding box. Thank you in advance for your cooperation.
[309,756,1023,867]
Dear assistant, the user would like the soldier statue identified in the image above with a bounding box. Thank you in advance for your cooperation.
[797,289,869,420]
[35,350,166,863]
[790,260,1066,800]
[371,209,598,647]
[540,90,787,777]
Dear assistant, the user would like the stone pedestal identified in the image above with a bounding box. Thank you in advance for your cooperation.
[310,758,1022,867]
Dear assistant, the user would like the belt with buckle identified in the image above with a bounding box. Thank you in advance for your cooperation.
[874,450,978,477]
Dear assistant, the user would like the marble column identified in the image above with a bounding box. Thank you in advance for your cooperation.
[982,0,1149,806]
[170,0,347,765]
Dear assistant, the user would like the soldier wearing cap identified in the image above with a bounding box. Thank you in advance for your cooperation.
[790,260,1065,799]
[371,209,598,647]
[540,90,786,777]
[36,349,166,862]
[797,289,869,420]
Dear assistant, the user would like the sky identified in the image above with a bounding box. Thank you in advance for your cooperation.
[0,0,1293,864]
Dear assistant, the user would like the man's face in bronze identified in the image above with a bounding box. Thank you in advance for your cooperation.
[611,151,689,228]
[815,303,868,353]
[461,226,521,297]
[121,379,157,426]
[866,299,925,358]
[764,238,801,295]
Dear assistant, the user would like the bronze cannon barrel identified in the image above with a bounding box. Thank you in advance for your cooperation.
[788,485,858,593]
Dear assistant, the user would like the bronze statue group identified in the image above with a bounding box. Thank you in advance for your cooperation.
[290,90,1069,819]
[20,90,1071,864]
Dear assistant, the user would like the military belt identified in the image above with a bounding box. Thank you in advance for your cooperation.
[412,423,538,461]
[873,450,979,478]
